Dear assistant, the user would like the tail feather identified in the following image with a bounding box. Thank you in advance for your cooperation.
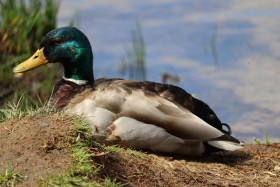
[207,140,244,151]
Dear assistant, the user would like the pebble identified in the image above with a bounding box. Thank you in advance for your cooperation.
[274,165,280,172]
[39,123,49,127]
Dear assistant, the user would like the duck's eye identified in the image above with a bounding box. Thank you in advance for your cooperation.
[53,38,64,45]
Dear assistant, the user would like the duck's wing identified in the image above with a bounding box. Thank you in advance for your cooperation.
[67,78,242,153]
[95,78,228,133]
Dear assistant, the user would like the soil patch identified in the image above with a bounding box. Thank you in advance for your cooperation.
[0,116,280,186]
[0,115,75,186]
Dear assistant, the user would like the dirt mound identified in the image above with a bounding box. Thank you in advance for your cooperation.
[0,115,75,186]
[1,115,280,186]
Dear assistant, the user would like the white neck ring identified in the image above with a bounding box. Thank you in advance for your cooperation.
[63,76,88,85]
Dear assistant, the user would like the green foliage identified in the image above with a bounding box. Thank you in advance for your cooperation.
[103,178,123,187]
[0,93,54,122]
[0,0,61,107]
[0,0,59,55]
[44,116,123,186]
[119,21,146,81]
[43,146,100,186]
[68,12,81,28]
[253,129,270,145]
[254,137,261,144]
[0,163,25,186]
[266,129,270,145]
[105,145,144,159]
[41,116,104,186]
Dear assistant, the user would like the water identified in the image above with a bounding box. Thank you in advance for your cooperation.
[58,0,280,142]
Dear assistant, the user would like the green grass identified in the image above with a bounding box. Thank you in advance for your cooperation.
[118,21,146,81]
[42,146,99,186]
[103,178,124,187]
[254,137,261,144]
[0,164,25,187]
[0,93,56,122]
[104,144,144,159]
[265,129,270,145]
[41,115,122,186]
[0,0,68,108]
[254,129,270,145]
[0,0,58,56]
[0,0,59,81]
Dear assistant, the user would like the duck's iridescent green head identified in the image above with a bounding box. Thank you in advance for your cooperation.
[13,26,94,83]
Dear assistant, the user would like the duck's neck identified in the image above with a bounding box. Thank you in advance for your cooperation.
[63,48,94,84]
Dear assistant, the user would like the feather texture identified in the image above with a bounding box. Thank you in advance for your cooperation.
[59,78,243,155]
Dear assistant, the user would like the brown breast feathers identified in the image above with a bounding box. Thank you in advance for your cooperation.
[49,79,93,111]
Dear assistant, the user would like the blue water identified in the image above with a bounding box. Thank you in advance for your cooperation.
[58,0,280,142]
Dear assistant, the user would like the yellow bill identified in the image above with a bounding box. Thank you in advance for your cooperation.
[13,48,48,73]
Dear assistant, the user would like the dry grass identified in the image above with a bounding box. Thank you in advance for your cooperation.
[1,114,279,186]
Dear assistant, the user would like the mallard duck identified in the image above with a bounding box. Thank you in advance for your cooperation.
[13,26,243,155]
